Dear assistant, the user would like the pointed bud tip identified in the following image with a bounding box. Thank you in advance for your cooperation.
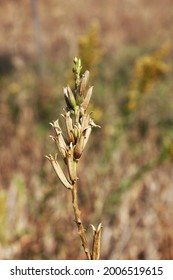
[90,224,96,232]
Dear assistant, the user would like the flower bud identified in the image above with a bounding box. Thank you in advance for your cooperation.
[64,87,77,110]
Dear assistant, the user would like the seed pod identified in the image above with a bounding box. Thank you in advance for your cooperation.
[64,111,75,144]
[50,120,67,159]
[84,70,90,86]
[50,119,61,135]
[79,70,90,96]
[89,119,101,128]
[73,124,80,142]
[56,134,67,158]
[64,86,77,110]
[74,133,85,159]
[80,113,90,131]
[82,126,92,150]
[91,223,102,260]
[81,86,93,111]
[66,143,77,183]
[45,154,72,189]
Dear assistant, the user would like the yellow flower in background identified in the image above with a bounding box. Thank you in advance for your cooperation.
[8,82,21,95]
[67,21,103,86]
[89,103,103,123]
[126,43,171,112]
[78,21,103,77]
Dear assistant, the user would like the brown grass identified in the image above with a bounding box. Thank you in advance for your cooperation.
[0,0,173,260]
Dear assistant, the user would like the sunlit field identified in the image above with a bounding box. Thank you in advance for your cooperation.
[0,0,173,259]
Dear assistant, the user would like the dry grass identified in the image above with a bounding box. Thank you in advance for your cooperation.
[0,0,173,260]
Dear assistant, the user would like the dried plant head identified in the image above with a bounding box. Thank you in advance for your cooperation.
[46,57,102,260]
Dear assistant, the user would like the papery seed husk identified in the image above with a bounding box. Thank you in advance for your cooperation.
[65,111,75,144]
[89,119,101,128]
[53,127,67,157]
[74,134,85,159]
[80,113,90,131]
[79,71,89,96]
[91,223,102,260]
[66,144,76,182]
[46,154,72,189]
[79,70,90,97]
[52,119,62,135]
[81,86,93,111]
[54,136,66,159]
[83,70,90,86]
[83,126,92,150]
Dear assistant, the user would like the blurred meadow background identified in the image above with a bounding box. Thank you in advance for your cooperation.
[0,0,173,260]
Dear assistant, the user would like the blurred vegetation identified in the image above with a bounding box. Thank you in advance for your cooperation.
[125,43,170,112]
[1,0,173,260]
[78,21,103,77]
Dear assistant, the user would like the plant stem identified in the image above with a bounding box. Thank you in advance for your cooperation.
[71,181,91,260]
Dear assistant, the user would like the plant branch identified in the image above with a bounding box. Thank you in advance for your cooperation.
[71,181,91,260]
[47,57,102,259]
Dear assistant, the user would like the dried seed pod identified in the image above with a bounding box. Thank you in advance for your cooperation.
[64,111,75,144]
[66,143,77,183]
[50,119,61,135]
[80,113,90,131]
[89,119,100,127]
[91,223,102,260]
[50,120,67,159]
[81,86,93,111]
[45,154,72,189]
[82,126,92,150]
[80,70,90,96]
[74,133,85,159]
[55,134,67,159]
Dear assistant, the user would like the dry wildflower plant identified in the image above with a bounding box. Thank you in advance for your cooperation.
[46,57,102,260]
